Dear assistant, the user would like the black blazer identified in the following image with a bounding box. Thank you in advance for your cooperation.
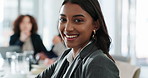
[9,33,49,57]
[36,41,119,78]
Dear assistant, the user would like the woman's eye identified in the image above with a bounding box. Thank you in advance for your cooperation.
[59,18,67,22]
[74,19,84,23]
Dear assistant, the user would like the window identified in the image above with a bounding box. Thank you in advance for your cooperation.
[136,0,148,65]
[99,0,116,54]
[121,0,129,56]
[0,0,18,46]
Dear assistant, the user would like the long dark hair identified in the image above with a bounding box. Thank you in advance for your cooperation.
[13,14,38,34]
[62,0,114,61]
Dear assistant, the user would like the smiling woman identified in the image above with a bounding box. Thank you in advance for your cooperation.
[59,3,95,54]
[36,0,119,78]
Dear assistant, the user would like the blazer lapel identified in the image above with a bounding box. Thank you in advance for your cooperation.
[63,56,82,78]
[63,41,98,77]
[51,50,70,78]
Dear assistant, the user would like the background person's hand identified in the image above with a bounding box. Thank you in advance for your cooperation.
[52,35,62,45]
[20,31,31,42]
[43,58,55,66]
[36,52,48,60]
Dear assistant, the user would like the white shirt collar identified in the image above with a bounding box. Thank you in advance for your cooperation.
[66,41,92,65]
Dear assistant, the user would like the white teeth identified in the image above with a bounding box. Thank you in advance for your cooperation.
[66,35,77,38]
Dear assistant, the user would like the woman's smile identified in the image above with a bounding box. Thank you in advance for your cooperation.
[64,33,79,41]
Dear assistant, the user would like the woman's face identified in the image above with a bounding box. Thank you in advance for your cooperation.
[59,2,95,51]
[20,16,32,32]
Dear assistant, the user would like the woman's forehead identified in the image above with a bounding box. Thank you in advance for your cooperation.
[60,2,91,18]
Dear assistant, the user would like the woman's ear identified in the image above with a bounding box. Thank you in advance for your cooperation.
[93,21,100,31]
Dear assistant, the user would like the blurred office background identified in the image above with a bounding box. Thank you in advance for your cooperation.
[0,0,148,77]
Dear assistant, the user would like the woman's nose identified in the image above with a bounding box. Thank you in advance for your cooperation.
[64,22,74,32]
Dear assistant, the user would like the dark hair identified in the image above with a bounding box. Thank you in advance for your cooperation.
[62,0,114,61]
[13,14,38,34]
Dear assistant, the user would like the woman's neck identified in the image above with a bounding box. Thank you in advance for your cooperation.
[72,48,81,58]
[72,40,92,58]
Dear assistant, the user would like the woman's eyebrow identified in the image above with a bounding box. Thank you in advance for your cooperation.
[60,14,66,16]
[59,14,85,17]
[73,14,84,17]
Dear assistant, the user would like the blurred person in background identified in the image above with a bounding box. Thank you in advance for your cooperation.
[49,34,67,58]
[9,14,54,64]
[43,34,67,66]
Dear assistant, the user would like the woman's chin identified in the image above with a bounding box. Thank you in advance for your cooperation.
[66,45,73,48]
[66,44,75,49]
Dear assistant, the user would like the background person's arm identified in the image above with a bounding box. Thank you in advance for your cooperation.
[9,34,24,46]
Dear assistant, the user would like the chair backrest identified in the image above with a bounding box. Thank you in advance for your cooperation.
[0,46,22,59]
[116,61,141,78]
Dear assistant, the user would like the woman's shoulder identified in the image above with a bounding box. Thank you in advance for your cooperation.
[83,49,119,73]
[83,50,119,77]
[84,50,115,66]
[31,33,40,38]
[10,33,20,38]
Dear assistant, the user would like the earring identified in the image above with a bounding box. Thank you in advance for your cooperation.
[92,30,96,38]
